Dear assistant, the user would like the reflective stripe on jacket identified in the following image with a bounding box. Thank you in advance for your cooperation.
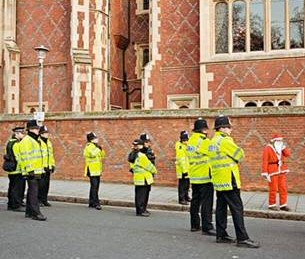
[209,132,244,191]
[187,132,211,184]
[41,139,55,170]
[83,142,106,177]
[19,135,44,176]
[130,152,157,186]
[175,141,189,179]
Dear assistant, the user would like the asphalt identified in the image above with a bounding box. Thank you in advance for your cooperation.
[0,177,304,221]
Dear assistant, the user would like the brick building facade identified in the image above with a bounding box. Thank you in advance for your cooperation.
[0,1,304,192]
[1,1,304,111]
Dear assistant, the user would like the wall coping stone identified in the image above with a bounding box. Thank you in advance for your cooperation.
[0,106,304,121]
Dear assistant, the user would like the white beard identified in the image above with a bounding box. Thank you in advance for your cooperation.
[274,141,283,154]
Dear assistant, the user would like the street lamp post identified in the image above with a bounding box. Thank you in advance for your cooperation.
[34,45,49,120]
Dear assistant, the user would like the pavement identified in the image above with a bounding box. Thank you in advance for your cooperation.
[0,177,304,221]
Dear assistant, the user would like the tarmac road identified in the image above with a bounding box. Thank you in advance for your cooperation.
[0,200,304,259]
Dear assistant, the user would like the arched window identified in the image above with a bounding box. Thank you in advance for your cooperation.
[215,2,229,53]
[278,100,291,106]
[245,101,257,107]
[233,1,246,52]
[179,105,189,109]
[143,48,149,66]
[262,101,274,106]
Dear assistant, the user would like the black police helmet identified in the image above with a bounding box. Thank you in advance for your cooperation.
[193,118,208,131]
[39,125,49,134]
[87,132,97,142]
[26,120,40,130]
[139,133,150,142]
[214,115,232,130]
[180,130,189,141]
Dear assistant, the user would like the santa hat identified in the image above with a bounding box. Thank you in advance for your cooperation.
[271,134,283,142]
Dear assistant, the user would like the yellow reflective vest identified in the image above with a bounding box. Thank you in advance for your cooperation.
[209,131,244,191]
[83,142,106,177]
[130,152,157,186]
[41,138,55,170]
[19,135,44,176]
[175,141,189,179]
[187,132,212,184]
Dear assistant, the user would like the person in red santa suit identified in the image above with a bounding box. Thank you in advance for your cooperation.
[262,134,291,211]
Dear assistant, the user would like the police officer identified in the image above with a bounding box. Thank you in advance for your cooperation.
[83,132,106,210]
[187,118,215,235]
[38,125,55,207]
[128,139,157,217]
[209,115,259,248]
[139,133,156,164]
[19,120,46,221]
[175,130,191,205]
[4,127,26,212]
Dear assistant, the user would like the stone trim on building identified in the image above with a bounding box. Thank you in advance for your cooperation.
[71,0,92,112]
[142,0,161,110]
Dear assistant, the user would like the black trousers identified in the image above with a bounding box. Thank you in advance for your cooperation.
[89,176,100,207]
[216,188,249,241]
[7,174,24,209]
[178,177,190,202]
[26,177,42,217]
[38,171,51,203]
[190,182,214,231]
[135,185,151,215]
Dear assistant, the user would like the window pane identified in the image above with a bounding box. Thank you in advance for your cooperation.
[278,101,291,106]
[245,102,257,107]
[290,0,304,48]
[233,1,246,52]
[142,48,149,66]
[143,0,149,10]
[271,0,286,49]
[262,101,274,106]
[215,2,229,53]
[250,0,264,51]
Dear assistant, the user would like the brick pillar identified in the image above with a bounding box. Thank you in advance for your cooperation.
[92,0,109,111]
[2,0,20,114]
[70,0,92,112]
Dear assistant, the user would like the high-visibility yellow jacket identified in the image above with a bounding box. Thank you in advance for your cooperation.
[129,152,157,186]
[41,138,55,170]
[175,141,189,179]
[187,132,212,184]
[209,131,244,191]
[19,135,44,176]
[83,142,106,177]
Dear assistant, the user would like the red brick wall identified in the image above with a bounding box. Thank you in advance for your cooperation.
[0,108,304,193]
[207,58,305,107]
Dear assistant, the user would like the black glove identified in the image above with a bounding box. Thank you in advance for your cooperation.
[182,173,188,179]
[129,168,134,174]
[51,165,56,173]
